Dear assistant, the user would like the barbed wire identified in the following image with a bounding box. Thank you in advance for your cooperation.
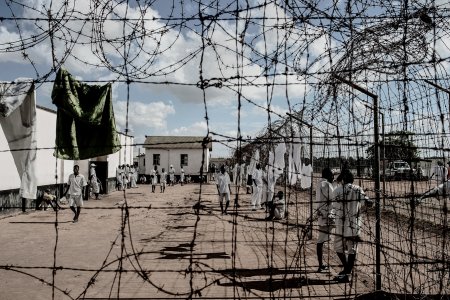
[1,0,450,299]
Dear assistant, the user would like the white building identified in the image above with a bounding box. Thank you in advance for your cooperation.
[0,105,133,212]
[0,106,73,193]
[142,136,212,182]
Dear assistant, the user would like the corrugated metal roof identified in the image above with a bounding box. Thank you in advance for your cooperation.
[143,136,212,150]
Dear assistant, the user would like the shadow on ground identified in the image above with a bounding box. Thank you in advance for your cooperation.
[218,275,339,292]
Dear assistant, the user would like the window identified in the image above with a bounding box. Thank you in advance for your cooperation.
[153,154,160,166]
[181,154,188,166]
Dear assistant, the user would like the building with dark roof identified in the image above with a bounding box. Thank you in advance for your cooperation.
[142,136,212,182]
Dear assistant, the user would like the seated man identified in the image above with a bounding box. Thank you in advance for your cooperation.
[417,180,450,204]
[266,191,286,220]
[42,189,61,211]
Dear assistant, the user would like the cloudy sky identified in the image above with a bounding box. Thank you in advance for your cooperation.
[0,0,322,157]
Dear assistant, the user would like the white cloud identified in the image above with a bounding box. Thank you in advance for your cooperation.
[114,100,175,136]
[171,121,208,135]
[0,0,313,158]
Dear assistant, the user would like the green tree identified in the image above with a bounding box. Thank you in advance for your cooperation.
[366,130,420,162]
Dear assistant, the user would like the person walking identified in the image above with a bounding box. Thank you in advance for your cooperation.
[160,168,167,193]
[301,158,313,190]
[116,165,124,191]
[216,165,232,214]
[251,163,263,211]
[129,165,138,188]
[240,161,246,188]
[180,167,185,186]
[63,165,87,223]
[122,164,129,190]
[246,163,253,194]
[169,165,175,186]
[151,166,158,193]
[315,167,335,272]
[333,169,372,282]
[89,163,100,200]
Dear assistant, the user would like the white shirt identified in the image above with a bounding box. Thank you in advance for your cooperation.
[151,169,158,184]
[424,180,450,198]
[333,183,369,237]
[216,172,231,194]
[315,178,335,226]
[252,168,263,186]
[160,171,167,183]
[169,168,175,178]
[90,166,96,177]
[273,196,286,219]
[67,173,87,196]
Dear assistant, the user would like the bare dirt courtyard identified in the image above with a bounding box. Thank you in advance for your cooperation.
[0,179,438,300]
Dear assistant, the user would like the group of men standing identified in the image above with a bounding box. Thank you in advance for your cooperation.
[214,161,286,220]
[315,167,373,283]
[146,165,192,193]
[116,164,138,190]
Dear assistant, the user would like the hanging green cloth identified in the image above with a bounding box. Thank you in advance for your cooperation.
[52,68,121,160]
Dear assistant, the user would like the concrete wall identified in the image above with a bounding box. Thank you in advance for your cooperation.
[137,153,146,175]
[109,134,134,176]
[0,107,73,190]
[0,107,74,212]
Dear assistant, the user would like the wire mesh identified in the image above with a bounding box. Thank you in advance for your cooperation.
[0,0,449,299]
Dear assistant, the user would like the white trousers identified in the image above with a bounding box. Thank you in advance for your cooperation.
[251,184,262,208]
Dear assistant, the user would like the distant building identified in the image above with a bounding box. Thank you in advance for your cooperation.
[142,136,212,182]
[209,157,229,169]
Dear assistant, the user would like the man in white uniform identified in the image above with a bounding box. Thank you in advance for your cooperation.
[333,169,372,282]
[301,159,313,190]
[251,163,263,211]
[116,165,123,190]
[216,165,231,214]
[315,167,335,272]
[169,165,176,186]
[89,163,100,200]
[151,166,158,193]
[160,168,167,193]
[240,162,246,188]
[180,167,185,186]
[129,165,137,188]
[63,165,87,223]
[417,179,450,204]
[265,191,286,220]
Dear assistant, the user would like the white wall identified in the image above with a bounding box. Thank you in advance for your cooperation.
[0,105,135,192]
[105,133,134,178]
[137,154,145,174]
[145,148,210,175]
[0,107,74,191]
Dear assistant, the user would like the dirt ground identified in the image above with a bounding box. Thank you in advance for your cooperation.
[0,178,447,299]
